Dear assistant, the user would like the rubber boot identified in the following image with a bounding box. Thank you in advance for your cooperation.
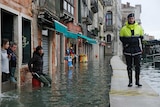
[39,75,51,87]
[128,70,132,87]
[135,69,142,87]
[43,75,52,84]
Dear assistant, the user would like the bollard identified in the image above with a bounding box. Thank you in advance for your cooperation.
[32,78,41,87]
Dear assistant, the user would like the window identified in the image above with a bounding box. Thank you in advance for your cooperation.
[70,0,74,4]
[68,4,71,13]
[22,18,31,64]
[64,1,67,10]
[63,0,74,15]
[106,11,112,26]
[71,6,74,15]
[107,34,111,43]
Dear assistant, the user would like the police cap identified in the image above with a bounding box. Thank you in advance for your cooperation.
[127,13,135,18]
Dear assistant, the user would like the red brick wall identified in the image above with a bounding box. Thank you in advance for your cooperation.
[67,22,81,33]
[0,0,32,16]
[20,65,32,86]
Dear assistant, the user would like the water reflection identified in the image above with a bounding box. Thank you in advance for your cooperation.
[0,57,112,107]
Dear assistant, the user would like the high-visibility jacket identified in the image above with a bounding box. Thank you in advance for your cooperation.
[120,22,144,56]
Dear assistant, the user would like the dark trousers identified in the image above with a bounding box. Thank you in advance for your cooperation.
[125,55,141,84]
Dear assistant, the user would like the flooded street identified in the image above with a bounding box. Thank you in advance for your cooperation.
[2,56,160,107]
[141,64,160,95]
[0,56,112,107]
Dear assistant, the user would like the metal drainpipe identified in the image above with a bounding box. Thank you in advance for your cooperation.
[60,34,65,64]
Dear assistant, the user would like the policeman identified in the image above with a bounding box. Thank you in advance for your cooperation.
[120,13,144,87]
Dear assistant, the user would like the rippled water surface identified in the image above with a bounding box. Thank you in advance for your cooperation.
[0,57,112,107]
[141,64,160,95]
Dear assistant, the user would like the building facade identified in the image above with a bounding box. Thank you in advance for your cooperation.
[0,0,109,93]
[103,0,122,56]
[78,0,96,61]
[0,0,33,92]
[1,0,144,93]
[121,2,142,25]
[98,0,106,60]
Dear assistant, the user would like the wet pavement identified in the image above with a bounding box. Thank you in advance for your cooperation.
[110,56,160,107]
[0,56,112,107]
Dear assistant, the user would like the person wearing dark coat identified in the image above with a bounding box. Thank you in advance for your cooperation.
[28,46,51,87]
[120,13,144,87]
[7,42,17,83]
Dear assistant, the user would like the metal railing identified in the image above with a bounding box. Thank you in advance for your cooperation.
[39,0,56,14]
[142,53,160,67]
[104,0,113,6]
[82,8,93,25]
[106,25,114,31]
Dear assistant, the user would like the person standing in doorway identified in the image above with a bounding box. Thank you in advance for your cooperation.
[1,39,10,82]
[7,42,17,83]
[28,46,51,87]
[120,13,144,87]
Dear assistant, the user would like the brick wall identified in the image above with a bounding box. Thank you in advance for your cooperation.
[20,65,32,86]
[0,0,32,16]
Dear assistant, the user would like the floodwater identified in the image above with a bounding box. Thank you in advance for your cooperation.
[0,56,112,107]
[141,63,160,95]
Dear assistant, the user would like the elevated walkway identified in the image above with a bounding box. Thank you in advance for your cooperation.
[110,56,160,107]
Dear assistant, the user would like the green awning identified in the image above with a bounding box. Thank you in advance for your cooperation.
[54,20,78,39]
[78,34,89,40]
[88,39,97,44]
[54,20,68,35]
[65,31,78,39]
[78,34,97,44]
[54,20,95,41]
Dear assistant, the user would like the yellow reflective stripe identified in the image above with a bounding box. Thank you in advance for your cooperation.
[110,89,159,96]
